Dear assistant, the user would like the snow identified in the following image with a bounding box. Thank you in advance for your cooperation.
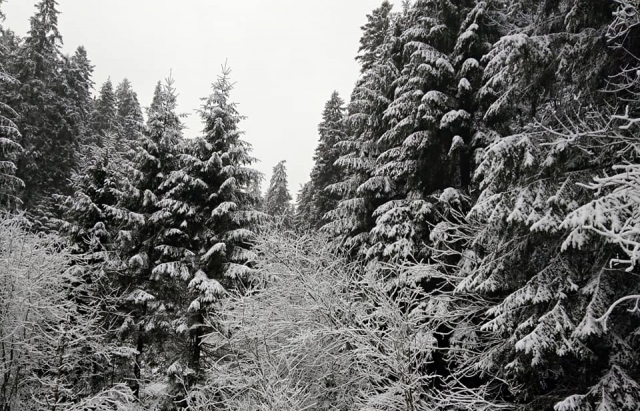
[202,242,227,261]
[128,253,148,269]
[211,201,238,218]
[189,270,226,302]
[225,263,254,279]
[439,109,470,129]
[152,262,191,280]
[460,58,480,76]
[125,289,156,304]
[458,77,471,93]
[448,135,465,156]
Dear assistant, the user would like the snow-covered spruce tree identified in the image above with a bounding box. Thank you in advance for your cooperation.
[298,91,347,229]
[153,66,263,396]
[92,78,119,147]
[360,0,465,262]
[149,80,163,113]
[64,46,95,156]
[327,1,489,263]
[0,13,23,209]
[66,79,139,231]
[0,102,21,210]
[324,3,404,256]
[104,76,187,400]
[477,0,613,134]
[55,136,139,395]
[449,0,500,189]
[553,3,640,409]
[433,1,640,409]
[248,178,264,211]
[264,160,292,222]
[356,0,393,73]
[58,148,121,259]
[295,180,314,230]
[115,78,144,146]
[8,0,82,209]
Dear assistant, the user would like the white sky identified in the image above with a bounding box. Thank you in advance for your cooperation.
[3,0,397,199]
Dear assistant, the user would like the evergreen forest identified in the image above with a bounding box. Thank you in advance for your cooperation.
[1,1,640,410]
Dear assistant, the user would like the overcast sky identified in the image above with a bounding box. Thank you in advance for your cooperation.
[3,0,397,198]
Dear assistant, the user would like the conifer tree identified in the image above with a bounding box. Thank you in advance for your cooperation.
[295,180,315,230]
[324,4,403,256]
[264,160,292,219]
[147,66,263,394]
[59,150,119,257]
[0,8,22,209]
[104,76,186,398]
[249,178,264,211]
[299,92,347,229]
[356,0,393,73]
[360,0,462,261]
[0,102,21,209]
[9,0,81,208]
[149,80,163,113]
[92,78,118,146]
[115,78,144,144]
[423,1,640,409]
[64,46,94,152]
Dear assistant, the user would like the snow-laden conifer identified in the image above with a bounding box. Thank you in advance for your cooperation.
[297,92,347,229]
[264,160,292,220]
[154,66,264,389]
[115,78,144,145]
[324,5,403,256]
[92,78,118,146]
[8,0,82,209]
[103,75,186,399]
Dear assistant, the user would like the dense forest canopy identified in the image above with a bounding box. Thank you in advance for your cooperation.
[1,1,640,410]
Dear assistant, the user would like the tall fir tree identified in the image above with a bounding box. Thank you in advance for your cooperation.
[295,180,315,230]
[356,0,393,73]
[298,92,347,229]
[12,0,79,208]
[0,4,22,209]
[115,78,144,145]
[104,76,186,399]
[361,0,461,261]
[8,0,83,209]
[325,3,404,256]
[92,78,118,146]
[420,1,640,410]
[153,66,264,395]
[64,46,94,153]
[264,160,293,218]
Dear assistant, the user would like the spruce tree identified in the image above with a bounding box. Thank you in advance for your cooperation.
[264,160,292,219]
[92,78,118,146]
[0,103,21,209]
[104,76,186,398]
[361,0,461,261]
[149,66,263,393]
[324,5,404,256]
[9,0,81,209]
[424,1,640,409]
[0,9,22,209]
[115,78,144,145]
[64,46,95,152]
[356,0,393,73]
[59,150,119,256]
[295,180,315,230]
[300,92,347,229]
